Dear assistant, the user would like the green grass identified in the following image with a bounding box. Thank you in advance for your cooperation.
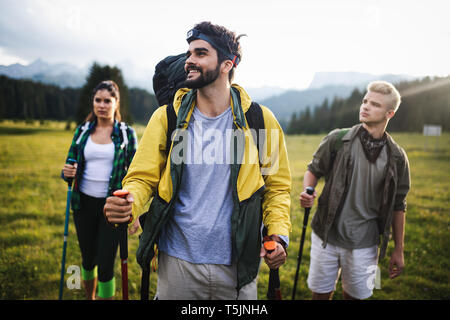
[0,121,449,300]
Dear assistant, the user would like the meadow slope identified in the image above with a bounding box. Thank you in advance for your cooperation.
[0,121,448,300]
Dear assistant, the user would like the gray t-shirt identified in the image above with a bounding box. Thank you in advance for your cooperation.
[158,106,235,265]
[327,139,388,249]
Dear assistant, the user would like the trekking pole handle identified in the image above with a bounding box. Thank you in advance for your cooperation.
[113,189,130,199]
[263,240,277,255]
[114,191,130,264]
[305,186,315,196]
[303,186,315,224]
[113,189,132,252]
[264,240,282,300]
[112,190,133,227]
[66,158,76,187]
[113,190,130,300]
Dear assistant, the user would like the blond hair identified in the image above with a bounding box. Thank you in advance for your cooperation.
[367,81,401,112]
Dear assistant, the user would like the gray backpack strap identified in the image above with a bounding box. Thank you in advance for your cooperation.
[120,122,129,149]
[119,122,130,169]
[75,121,90,145]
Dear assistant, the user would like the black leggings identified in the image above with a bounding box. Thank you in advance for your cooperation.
[73,192,120,282]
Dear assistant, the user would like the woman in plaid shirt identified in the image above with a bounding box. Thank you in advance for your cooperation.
[61,80,137,299]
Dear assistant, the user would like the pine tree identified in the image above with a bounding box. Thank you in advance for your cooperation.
[287,112,298,134]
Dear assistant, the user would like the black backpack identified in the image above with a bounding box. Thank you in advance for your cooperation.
[152,53,187,106]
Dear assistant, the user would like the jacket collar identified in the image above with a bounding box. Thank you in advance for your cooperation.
[87,118,121,138]
[172,84,252,128]
[343,123,404,160]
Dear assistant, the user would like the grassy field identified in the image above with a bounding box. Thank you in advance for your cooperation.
[0,120,449,300]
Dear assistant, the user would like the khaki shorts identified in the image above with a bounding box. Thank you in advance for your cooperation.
[155,251,258,300]
[307,232,379,299]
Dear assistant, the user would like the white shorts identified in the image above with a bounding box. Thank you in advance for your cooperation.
[307,231,379,299]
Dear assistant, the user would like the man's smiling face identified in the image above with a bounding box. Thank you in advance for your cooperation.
[184,39,221,89]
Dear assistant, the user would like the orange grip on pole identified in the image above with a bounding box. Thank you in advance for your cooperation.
[113,190,129,198]
[264,240,277,252]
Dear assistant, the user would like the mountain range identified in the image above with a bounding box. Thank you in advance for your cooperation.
[0,60,418,122]
[0,59,86,88]
[0,59,153,91]
[260,72,417,122]
[308,71,415,89]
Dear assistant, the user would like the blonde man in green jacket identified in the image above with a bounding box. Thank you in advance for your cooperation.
[300,81,410,300]
[104,21,291,299]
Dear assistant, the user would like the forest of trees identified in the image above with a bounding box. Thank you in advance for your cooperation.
[287,76,450,134]
[0,63,158,125]
[1,66,449,134]
[0,75,78,122]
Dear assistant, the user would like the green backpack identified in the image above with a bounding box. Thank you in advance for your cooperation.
[329,128,350,170]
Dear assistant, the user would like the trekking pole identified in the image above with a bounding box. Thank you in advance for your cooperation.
[292,186,315,300]
[113,190,130,300]
[139,214,151,300]
[264,240,282,300]
[140,265,150,300]
[59,158,76,300]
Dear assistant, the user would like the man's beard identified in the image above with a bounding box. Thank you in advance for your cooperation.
[184,63,221,89]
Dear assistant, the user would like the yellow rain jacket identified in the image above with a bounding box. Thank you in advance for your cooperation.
[123,84,291,290]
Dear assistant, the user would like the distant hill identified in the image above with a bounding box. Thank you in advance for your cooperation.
[308,71,415,89]
[0,59,86,88]
[261,72,417,122]
[261,85,357,121]
[287,75,450,134]
[1,60,427,127]
[245,86,287,101]
[0,59,153,91]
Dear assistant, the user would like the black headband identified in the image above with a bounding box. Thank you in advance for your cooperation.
[186,29,240,67]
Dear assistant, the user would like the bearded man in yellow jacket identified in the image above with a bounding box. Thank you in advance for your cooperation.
[104,21,291,300]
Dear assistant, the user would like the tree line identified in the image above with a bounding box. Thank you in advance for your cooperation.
[287,76,450,134]
[2,65,449,134]
[0,63,158,125]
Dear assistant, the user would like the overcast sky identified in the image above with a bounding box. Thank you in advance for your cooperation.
[0,0,449,89]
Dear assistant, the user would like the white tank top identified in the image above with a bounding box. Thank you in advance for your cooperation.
[79,136,115,198]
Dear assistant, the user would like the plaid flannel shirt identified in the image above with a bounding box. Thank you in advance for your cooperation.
[62,119,137,211]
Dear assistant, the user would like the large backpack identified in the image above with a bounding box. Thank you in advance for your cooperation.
[152,53,187,106]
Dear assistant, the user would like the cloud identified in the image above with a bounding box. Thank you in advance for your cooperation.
[0,0,449,89]
[1,1,86,65]
[0,1,149,67]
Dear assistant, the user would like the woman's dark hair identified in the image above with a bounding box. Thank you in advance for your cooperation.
[193,21,245,82]
[85,80,121,122]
